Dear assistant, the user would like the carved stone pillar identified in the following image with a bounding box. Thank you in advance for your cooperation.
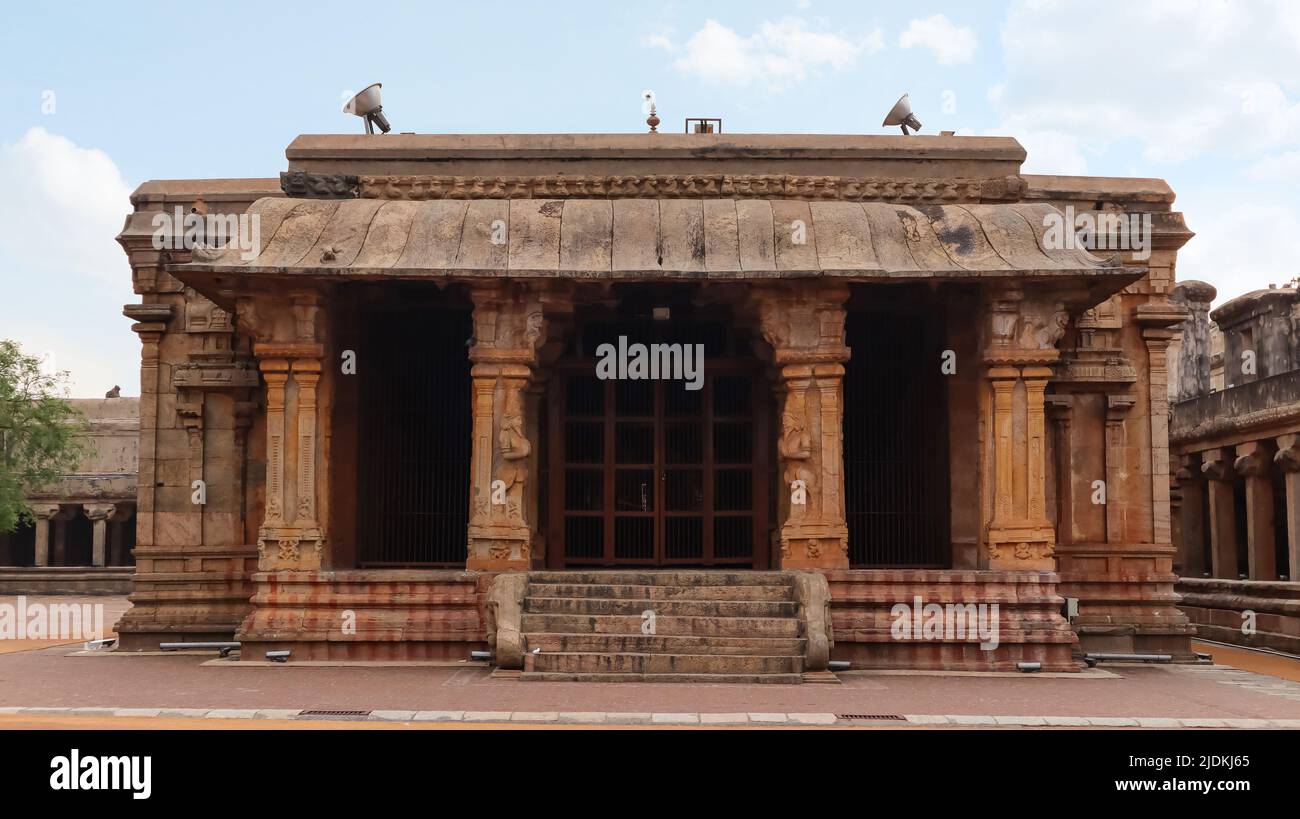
[753,282,850,570]
[1137,304,1186,546]
[467,281,549,571]
[1174,454,1206,577]
[84,503,117,567]
[1104,395,1136,542]
[123,302,173,552]
[1046,396,1074,545]
[1275,434,1300,581]
[1235,440,1277,580]
[1201,448,1239,579]
[983,285,1068,571]
[238,291,329,572]
[31,504,61,568]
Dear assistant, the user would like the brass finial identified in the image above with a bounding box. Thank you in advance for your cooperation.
[643,90,659,133]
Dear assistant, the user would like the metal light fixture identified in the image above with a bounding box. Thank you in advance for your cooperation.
[344,83,392,134]
[883,93,923,135]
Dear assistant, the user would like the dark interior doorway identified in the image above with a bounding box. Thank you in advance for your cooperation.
[356,306,473,567]
[843,288,951,567]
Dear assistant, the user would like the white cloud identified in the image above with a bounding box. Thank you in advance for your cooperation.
[0,127,133,285]
[898,14,978,66]
[1009,129,1092,175]
[0,127,138,397]
[644,32,675,52]
[1245,150,1300,183]
[995,0,1300,164]
[1177,195,1300,304]
[661,18,883,90]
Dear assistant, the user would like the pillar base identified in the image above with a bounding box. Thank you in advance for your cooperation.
[779,525,849,570]
[467,525,532,571]
[987,524,1056,572]
[256,528,324,572]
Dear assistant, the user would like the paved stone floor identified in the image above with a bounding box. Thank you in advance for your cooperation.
[0,596,1298,728]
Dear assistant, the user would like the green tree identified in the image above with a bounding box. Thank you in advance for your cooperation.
[0,340,90,533]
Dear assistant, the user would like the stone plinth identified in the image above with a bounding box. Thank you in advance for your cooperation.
[825,569,1078,672]
[235,570,488,661]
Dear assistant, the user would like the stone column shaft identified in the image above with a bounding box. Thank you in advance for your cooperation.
[85,503,117,568]
[1104,395,1136,543]
[1274,434,1300,581]
[1235,441,1276,580]
[1202,448,1238,579]
[31,505,60,568]
[1175,456,1207,577]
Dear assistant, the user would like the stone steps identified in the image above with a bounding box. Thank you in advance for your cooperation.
[524,597,798,618]
[519,570,808,683]
[528,571,790,586]
[526,633,806,656]
[519,672,806,684]
[527,582,794,601]
[531,652,802,675]
[521,613,802,638]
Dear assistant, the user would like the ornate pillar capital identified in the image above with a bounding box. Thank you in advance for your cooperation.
[1174,453,1203,483]
[469,280,550,368]
[30,503,63,520]
[1234,440,1274,479]
[753,281,851,369]
[1275,433,1300,472]
[1201,448,1233,482]
[983,284,1068,367]
[83,503,116,521]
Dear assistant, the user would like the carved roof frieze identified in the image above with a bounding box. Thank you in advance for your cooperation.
[333,173,1027,203]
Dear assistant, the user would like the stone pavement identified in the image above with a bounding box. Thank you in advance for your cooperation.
[1,645,1299,728]
[1,596,1298,728]
[0,705,1295,729]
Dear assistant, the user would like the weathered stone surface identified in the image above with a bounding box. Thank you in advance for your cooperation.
[181,197,1123,280]
[107,135,1200,672]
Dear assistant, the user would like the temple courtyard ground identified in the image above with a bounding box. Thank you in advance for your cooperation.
[1,596,1298,730]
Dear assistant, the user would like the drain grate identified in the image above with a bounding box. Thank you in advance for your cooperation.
[299,710,372,718]
[835,713,905,721]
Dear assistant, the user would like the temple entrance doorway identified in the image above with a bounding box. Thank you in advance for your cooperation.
[546,286,771,568]
[354,296,474,568]
[843,286,951,568]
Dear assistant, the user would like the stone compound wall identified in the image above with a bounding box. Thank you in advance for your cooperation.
[0,397,140,593]
[1171,285,1300,654]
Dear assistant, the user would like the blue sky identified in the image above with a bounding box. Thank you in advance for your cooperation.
[1,1,1298,395]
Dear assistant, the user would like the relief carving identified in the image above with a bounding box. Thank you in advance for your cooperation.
[779,388,817,521]
[353,173,1026,204]
[496,387,531,523]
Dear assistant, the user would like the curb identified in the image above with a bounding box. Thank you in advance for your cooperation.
[0,707,1297,728]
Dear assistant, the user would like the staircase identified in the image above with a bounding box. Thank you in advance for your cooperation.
[519,571,807,683]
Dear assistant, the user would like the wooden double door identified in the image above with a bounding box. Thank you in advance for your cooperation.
[547,365,770,568]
